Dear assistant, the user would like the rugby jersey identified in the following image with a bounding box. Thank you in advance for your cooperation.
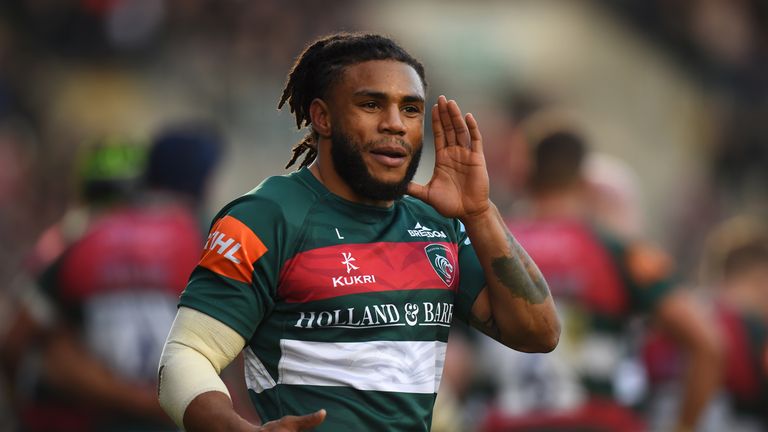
[505,219,675,401]
[180,167,486,431]
[35,202,202,432]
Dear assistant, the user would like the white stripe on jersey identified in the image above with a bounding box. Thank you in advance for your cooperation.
[243,346,277,392]
[267,339,446,394]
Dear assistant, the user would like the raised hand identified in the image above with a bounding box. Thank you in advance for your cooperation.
[258,409,326,431]
[407,95,490,221]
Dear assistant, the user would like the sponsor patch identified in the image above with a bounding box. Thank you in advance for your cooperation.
[408,222,447,238]
[199,215,267,283]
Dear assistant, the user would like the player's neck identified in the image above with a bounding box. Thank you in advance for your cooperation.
[308,161,394,208]
[530,189,587,220]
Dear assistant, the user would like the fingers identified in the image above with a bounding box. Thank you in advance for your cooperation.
[295,409,326,429]
[267,409,326,431]
[406,182,428,202]
[436,95,455,147]
[437,95,456,146]
[431,104,445,151]
[466,112,483,153]
[448,100,471,147]
[435,95,472,149]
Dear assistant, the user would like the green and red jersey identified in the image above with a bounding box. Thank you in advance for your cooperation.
[31,202,202,432]
[502,219,675,402]
[180,167,486,431]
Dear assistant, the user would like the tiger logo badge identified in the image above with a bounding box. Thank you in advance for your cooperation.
[424,243,456,287]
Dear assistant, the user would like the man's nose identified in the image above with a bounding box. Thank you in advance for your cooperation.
[379,105,406,135]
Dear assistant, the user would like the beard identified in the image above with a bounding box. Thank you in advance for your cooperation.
[330,129,422,202]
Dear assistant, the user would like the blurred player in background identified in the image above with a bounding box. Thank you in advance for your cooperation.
[7,138,147,432]
[645,216,768,432]
[583,152,645,240]
[0,118,46,432]
[703,217,768,431]
[479,115,721,432]
[157,32,560,432]
[18,125,223,432]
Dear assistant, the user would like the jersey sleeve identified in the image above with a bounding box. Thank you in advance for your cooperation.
[453,220,486,324]
[599,230,677,314]
[179,197,288,340]
[622,242,678,313]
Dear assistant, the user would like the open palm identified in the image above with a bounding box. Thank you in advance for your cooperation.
[408,95,490,220]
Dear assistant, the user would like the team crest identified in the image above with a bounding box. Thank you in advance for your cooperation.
[424,243,456,287]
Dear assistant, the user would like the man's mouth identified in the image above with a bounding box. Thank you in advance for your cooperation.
[369,146,408,168]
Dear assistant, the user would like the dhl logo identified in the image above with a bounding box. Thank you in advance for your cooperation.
[205,230,243,264]
[199,215,267,284]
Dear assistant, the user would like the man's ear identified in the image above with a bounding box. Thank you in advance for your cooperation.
[309,98,331,138]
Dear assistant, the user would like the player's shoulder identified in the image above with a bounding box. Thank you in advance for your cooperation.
[214,170,319,228]
[251,170,318,200]
[591,223,674,286]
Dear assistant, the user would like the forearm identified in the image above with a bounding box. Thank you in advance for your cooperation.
[158,307,247,429]
[43,332,167,420]
[676,342,721,431]
[654,291,723,431]
[184,391,257,432]
[158,309,328,431]
[462,202,560,351]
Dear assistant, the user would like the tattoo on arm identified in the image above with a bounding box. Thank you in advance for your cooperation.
[490,225,550,305]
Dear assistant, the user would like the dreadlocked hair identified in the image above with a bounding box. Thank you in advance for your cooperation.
[278,32,426,169]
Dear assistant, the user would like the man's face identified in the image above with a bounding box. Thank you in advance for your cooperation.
[325,60,425,201]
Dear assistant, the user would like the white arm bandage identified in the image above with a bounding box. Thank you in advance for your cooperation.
[158,306,246,428]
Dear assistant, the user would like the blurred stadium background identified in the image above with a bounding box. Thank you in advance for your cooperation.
[1,0,767,431]
[3,0,766,274]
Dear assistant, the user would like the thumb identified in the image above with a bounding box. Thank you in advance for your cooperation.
[407,182,428,202]
[290,409,326,430]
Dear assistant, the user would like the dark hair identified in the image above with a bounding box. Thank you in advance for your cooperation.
[723,239,768,278]
[278,32,426,169]
[529,130,586,193]
[145,122,225,204]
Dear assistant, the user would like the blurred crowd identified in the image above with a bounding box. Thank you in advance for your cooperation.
[0,1,767,431]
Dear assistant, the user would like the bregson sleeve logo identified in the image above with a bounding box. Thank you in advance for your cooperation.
[424,243,456,287]
[408,222,447,238]
[199,215,267,284]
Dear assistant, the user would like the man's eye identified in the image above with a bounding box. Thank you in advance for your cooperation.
[362,102,378,110]
[403,105,422,114]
